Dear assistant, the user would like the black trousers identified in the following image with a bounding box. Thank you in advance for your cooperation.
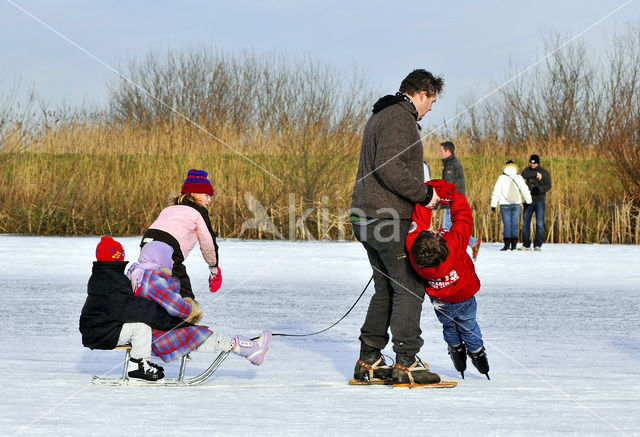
[352,219,426,357]
[140,229,194,300]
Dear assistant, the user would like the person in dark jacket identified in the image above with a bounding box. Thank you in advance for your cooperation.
[79,236,185,380]
[350,69,443,387]
[519,154,552,250]
[439,141,481,260]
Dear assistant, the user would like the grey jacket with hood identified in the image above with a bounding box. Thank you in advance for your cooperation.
[350,95,432,220]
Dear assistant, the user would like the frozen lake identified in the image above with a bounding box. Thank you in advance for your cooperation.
[1,235,639,436]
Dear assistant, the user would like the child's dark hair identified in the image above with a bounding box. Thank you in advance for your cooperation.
[411,230,449,268]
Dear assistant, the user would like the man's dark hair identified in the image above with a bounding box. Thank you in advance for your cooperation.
[399,69,444,97]
[411,230,449,268]
[440,141,455,154]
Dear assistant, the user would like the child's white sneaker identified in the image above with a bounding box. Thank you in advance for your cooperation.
[231,331,272,366]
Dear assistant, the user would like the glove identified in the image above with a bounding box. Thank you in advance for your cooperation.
[184,298,203,324]
[426,179,456,205]
[531,186,540,195]
[209,266,222,293]
[491,207,496,213]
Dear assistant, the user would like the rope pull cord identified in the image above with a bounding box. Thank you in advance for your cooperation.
[250,275,374,340]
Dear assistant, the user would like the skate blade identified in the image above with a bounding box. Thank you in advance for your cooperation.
[393,380,457,389]
[348,378,393,386]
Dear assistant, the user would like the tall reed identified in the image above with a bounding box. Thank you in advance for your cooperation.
[1,124,636,243]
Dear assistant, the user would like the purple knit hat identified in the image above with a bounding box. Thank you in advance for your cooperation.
[181,169,214,196]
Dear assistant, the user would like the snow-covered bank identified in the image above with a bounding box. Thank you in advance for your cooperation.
[1,235,639,436]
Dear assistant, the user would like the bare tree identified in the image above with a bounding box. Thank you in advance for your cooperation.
[0,81,36,155]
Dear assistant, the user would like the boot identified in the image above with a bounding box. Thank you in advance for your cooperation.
[128,357,165,381]
[392,354,441,386]
[353,349,392,383]
[447,344,467,379]
[509,238,517,251]
[468,346,490,380]
[231,331,272,366]
[500,238,509,251]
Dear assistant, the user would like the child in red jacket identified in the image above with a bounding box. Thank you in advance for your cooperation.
[406,179,490,379]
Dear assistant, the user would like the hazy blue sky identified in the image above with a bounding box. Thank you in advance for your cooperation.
[1,0,639,123]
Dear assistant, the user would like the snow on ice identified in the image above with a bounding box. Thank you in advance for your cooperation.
[1,235,639,436]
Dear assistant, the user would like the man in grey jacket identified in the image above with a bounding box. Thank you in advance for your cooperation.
[350,69,444,387]
[440,141,481,260]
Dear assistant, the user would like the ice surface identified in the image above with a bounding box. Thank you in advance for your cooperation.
[1,235,639,436]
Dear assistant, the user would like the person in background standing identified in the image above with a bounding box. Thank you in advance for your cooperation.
[440,141,481,260]
[490,160,532,251]
[520,154,552,251]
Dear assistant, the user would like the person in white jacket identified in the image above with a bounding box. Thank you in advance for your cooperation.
[490,161,532,251]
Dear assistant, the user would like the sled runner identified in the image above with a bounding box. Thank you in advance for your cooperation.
[91,345,230,386]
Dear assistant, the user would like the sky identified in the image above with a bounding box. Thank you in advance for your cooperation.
[1,0,640,124]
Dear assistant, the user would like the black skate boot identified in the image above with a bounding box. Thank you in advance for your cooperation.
[447,344,467,379]
[392,354,441,387]
[352,349,392,385]
[500,238,509,251]
[468,346,490,380]
[509,238,517,251]
[147,361,164,372]
[128,358,165,381]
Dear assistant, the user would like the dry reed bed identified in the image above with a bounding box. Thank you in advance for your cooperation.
[1,124,636,244]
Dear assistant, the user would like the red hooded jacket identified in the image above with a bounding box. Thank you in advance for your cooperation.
[405,180,480,303]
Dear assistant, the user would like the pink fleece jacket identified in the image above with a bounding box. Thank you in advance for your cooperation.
[147,205,217,266]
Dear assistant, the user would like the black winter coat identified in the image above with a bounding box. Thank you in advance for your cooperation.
[521,165,552,202]
[441,154,466,194]
[79,261,186,350]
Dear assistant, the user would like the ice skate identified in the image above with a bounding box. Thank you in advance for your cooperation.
[447,344,467,379]
[392,355,446,388]
[232,330,272,366]
[128,357,165,381]
[350,350,393,385]
[468,346,490,379]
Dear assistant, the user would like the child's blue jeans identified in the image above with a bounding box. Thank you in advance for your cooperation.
[431,296,484,352]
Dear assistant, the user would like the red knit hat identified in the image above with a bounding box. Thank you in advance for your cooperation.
[181,169,214,196]
[96,236,125,262]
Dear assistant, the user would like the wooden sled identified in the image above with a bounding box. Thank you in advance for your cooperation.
[91,345,230,386]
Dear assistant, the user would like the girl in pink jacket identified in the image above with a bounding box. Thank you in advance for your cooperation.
[140,169,222,300]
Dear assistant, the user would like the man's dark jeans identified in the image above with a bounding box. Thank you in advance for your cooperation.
[521,201,546,248]
[352,219,426,357]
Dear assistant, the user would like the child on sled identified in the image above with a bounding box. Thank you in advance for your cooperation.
[80,236,173,381]
[81,237,271,383]
[405,180,490,379]
[140,169,221,300]
[127,240,271,367]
